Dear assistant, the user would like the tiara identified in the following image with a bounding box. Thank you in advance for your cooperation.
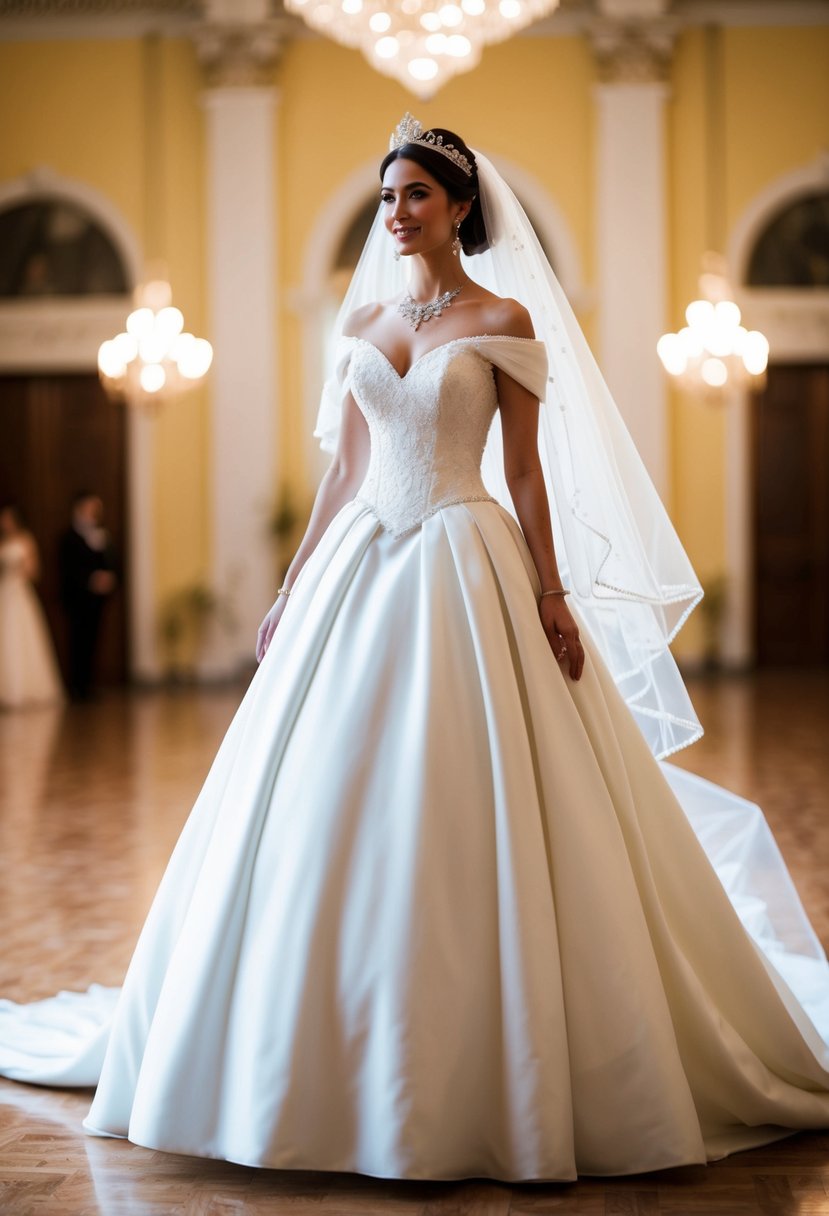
[389,113,473,178]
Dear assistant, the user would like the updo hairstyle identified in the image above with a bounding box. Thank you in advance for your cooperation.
[379,128,489,256]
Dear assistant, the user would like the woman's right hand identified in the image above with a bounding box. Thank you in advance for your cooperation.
[256,595,289,664]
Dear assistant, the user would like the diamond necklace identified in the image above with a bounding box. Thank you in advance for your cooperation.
[398,284,463,332]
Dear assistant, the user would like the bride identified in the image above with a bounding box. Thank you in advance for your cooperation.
[1,115,828,1182]
[0,502,64,709]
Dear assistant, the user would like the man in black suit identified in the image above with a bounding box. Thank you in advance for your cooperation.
[59,491,117,701]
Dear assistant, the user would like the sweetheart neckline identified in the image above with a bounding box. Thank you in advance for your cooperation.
[350,334,542,381]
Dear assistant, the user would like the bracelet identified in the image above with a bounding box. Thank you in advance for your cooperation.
[540,587,569,598]
[276,586,292,598]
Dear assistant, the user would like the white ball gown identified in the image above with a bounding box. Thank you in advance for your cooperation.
[1,335,828,1182]
[0,536,64,709]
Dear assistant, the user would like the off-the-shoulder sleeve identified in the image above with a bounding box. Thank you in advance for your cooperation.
[476,337,548,402]
[314,335,358,454]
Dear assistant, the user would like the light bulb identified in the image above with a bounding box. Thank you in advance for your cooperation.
[438,4,463,25]
[701,357,728,388]
[112,332,139,364]
[126,308,154,339]
[742,331,769,375]
[140,363,166,393]
[97,340,126,380]
[685,299,714,328]
[156,307,184,343]
[656,333,687,376]
[408,56,439,79]
[177,338,213,380]
[677,326,704,358]
[446,34,472,56]
[714,299,741,329]
[375,35,400,57]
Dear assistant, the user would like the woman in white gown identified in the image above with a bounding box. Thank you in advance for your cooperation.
[0,503,64,709]
[1,116,829,1182]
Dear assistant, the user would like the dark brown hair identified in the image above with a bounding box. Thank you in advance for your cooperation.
[380,128,489,256]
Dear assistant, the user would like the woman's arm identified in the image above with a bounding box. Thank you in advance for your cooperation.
[497,366,585,682]
[256,387,370,663]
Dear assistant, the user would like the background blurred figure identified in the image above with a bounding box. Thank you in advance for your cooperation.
[59,492,117,702]
[0,502,64,709]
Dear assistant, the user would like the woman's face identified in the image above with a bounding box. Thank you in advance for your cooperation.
[380,157,464,258]
[0,508,18,536]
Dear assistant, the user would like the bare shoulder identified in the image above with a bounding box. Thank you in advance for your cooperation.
[342,301,386,339]
[463,284,534,339]
[483,295,535,340]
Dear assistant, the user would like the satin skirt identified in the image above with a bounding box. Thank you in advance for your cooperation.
[2,499,828,1181]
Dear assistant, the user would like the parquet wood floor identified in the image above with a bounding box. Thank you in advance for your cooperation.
[1,672,828,1215]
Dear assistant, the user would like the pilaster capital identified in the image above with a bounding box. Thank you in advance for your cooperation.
[192,16,292,88]
[587,10,680,84]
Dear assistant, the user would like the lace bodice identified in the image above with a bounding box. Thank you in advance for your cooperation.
[343,335,548,537]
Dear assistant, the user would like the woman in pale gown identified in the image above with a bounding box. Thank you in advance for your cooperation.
[1,117,828,1181]
[0,503,64,709]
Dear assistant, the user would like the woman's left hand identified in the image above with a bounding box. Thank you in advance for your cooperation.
[539,596,585,681]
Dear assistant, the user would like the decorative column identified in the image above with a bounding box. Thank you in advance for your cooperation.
[194,6,285,677]
[589,2,677,498]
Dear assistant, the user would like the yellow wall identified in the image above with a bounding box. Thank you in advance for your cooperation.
[667,23,829,655]
[1,21,827,663]
[0,35,209,626]
[148,38,209,615]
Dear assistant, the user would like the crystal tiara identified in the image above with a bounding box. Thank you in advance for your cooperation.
[389,113,474,178]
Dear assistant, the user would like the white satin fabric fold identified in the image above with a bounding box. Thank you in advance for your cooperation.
[4,498,827,1180]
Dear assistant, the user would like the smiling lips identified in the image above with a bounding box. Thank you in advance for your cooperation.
[394,227,420,241]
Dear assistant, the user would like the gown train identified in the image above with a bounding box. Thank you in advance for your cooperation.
[1,336,828,1181]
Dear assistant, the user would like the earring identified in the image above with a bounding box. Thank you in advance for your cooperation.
[451,221,461,257]
[393,245,400,262]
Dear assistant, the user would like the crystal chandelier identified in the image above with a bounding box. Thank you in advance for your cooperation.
[98,276,213,409]
[657,252,769,398]
[284,0,560,97]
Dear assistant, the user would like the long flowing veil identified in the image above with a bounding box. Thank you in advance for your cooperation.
[312,142,829,1029]
[317,149,703,760]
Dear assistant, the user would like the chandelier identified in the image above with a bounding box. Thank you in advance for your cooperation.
[657,28,769,402]
[657,253,769,398]
[284,0,560,97]
[98,276,213,409]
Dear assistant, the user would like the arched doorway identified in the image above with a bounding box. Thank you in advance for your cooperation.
[747,190,829,666]
[722,159,829,668]
[0,184,136,688]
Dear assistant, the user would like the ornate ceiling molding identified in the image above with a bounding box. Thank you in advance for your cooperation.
[0,0,197,12]
[1,0,827,44]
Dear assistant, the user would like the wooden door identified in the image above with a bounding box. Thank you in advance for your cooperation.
[0,374,128,685]
[751,364,829,666]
